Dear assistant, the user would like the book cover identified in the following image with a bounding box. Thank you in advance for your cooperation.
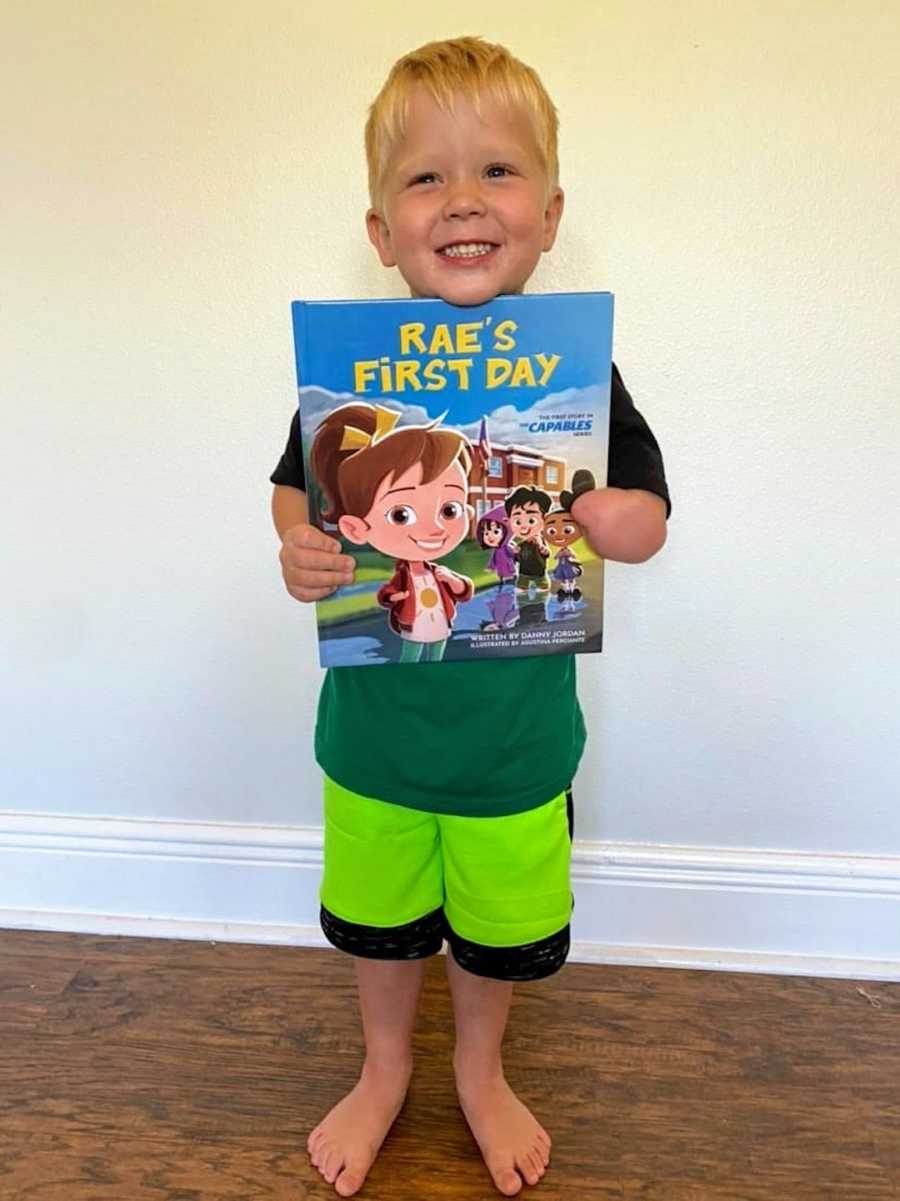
[292,292,613,668]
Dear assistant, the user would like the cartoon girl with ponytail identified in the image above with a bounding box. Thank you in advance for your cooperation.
[310,402,474,664]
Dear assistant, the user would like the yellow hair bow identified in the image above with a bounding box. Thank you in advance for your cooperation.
[340,405,402,452]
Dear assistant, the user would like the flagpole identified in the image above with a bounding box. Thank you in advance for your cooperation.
[478,416,491,524]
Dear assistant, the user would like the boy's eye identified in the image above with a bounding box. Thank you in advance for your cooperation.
[441,501,463,520]
[387,505,417,526]
[564,524,576,537]
[485,164,512,178]
[411,172,438,186]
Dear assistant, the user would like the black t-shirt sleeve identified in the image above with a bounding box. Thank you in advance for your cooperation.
[269,410,306,490]
[269,363,670,514]
[607,363,671,517]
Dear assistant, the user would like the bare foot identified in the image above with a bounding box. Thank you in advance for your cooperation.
[455,1064,552,1195]
[307,1057,412,1196]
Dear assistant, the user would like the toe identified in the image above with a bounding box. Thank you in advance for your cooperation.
[493,1166,524,1196]
[322,1148,342,1184]
[334,1166,365,1197]
[519,1154,539,1186]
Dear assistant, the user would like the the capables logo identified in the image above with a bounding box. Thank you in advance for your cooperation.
[528,418,594,433]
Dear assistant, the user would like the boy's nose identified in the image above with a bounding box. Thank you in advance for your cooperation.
[443,181,486,220]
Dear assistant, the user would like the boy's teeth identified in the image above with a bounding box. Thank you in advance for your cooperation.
[441,242,494,258]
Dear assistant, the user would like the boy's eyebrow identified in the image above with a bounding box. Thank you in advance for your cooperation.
[392,144,530,177]
[444,484,465,493]
[392,155,438,176]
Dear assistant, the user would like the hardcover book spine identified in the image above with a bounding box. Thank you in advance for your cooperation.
[292,301,314,523]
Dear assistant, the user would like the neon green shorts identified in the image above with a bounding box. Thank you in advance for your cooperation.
[320,775,573,973]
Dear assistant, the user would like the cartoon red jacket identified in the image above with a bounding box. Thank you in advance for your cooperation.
[376,560,474,636]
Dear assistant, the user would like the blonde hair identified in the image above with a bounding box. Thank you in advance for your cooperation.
[365,36,559,209]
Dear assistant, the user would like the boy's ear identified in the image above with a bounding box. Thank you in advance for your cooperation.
[542,187,565,252]
[366,208,397,267]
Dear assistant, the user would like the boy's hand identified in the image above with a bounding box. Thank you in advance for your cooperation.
[279,523,355,602]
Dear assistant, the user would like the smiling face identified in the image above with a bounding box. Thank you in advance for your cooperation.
[339,458,472,560]
[366,87,564,306]
[480,519,506,548]
[544,510,580,548]
[509,502,545,541]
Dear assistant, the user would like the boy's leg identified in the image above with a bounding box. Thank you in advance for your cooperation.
[311,778,444,1196]
[308,956,426,1197]
[439,790,573,1195]
[445,949,550,1197]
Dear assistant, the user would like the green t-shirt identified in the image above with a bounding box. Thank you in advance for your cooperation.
[315,654,584,816]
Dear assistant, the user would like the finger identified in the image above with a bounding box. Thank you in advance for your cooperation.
[281,546,355,574]
[284,566,353,589]
[285,525,344,555]
[287,583,337,602]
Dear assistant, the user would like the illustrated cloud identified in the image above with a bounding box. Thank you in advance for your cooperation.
[298,384,609,473]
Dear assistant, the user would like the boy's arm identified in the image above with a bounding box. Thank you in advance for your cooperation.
[272,484,355,602]
[272,482,309,535]
[571,487,667,564]
[575,363,669,563]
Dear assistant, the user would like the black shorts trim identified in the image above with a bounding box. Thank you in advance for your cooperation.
[443,921,571,982]
[320,904,444,960]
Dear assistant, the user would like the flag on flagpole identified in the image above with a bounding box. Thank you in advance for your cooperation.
[477,416,492,467]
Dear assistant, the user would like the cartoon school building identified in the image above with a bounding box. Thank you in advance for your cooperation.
[469,444,568,530]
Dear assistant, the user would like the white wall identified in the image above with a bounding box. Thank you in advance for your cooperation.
[3,1,899,969]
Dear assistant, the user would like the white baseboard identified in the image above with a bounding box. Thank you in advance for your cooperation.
[2,812,898,981]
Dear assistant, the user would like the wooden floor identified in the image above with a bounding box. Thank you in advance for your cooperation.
[0,930,898,1200]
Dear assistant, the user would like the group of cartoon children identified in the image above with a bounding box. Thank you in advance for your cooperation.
[476,481,590,600]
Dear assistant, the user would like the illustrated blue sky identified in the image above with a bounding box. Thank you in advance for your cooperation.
[299,382,610,484]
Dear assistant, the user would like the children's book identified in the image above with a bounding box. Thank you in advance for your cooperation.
[291,292,613,668]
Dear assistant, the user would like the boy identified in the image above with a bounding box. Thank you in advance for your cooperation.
[271,37,669,1198]
[505,485,552,592]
